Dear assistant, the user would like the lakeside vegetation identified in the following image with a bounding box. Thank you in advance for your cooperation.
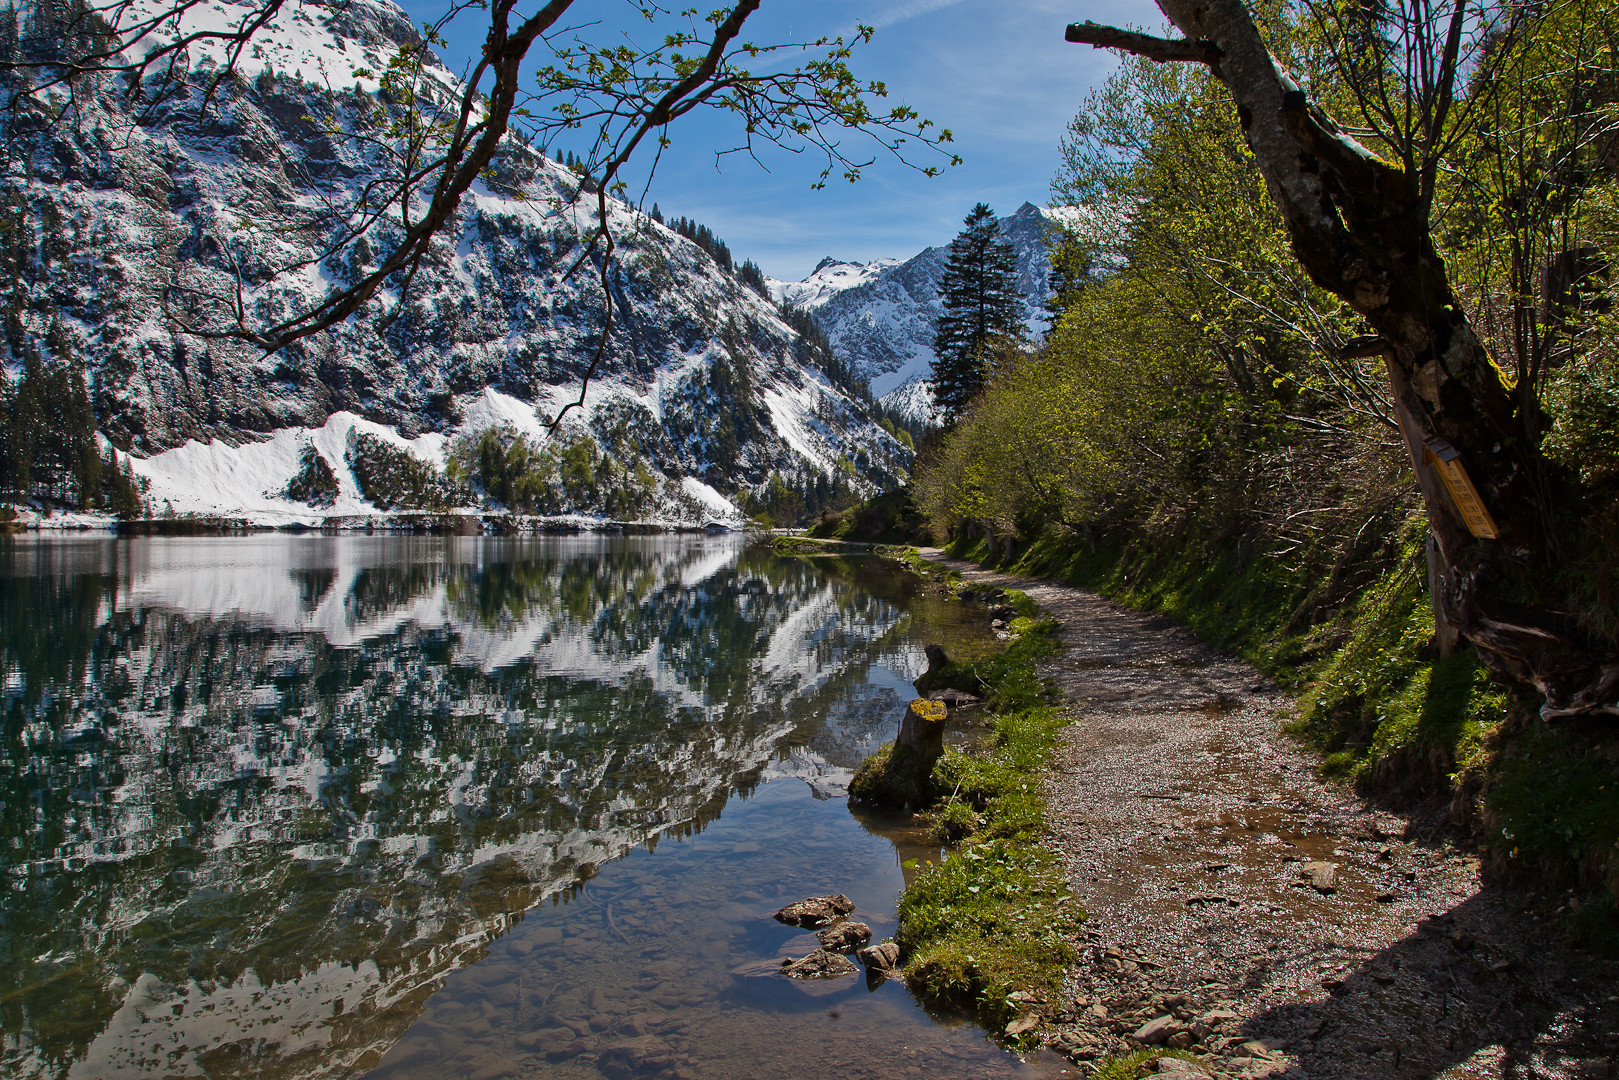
[891,0,1619,931]
[849,573,1087,1031]
[939,527,1615,924]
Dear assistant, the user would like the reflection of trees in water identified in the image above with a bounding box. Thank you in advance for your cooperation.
[0,539,925,1079]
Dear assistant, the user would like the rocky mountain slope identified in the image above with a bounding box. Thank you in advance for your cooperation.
[0,0,907,523]
[768,202,1064,424]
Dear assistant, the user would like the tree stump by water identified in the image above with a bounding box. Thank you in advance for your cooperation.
[896,697,947,771]
[849,697,949,808]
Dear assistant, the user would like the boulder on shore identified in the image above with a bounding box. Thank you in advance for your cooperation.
[1132,1014,1180,1044]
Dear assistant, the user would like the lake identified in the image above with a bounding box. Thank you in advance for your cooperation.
[0,535,1052,1080]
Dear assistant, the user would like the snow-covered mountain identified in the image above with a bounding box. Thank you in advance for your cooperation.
[767,202,1063,424]
[0,0,907,523]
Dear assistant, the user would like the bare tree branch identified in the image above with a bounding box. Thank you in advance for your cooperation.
[1064,21,1220,68]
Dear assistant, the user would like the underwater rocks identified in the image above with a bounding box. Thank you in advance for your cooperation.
[782,949,860,979]
[766,896,899,985]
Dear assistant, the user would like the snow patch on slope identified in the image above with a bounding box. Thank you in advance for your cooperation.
[117,0,444,93]
[121,401,750,526]
[127,413,448,522]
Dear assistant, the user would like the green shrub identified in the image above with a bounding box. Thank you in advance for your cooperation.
[347,431,463,511]
[284,443,339,508]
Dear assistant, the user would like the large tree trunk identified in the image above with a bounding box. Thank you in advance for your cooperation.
[1068,2,1618,718]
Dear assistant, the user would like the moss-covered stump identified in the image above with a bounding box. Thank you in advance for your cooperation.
[849,698,949,809]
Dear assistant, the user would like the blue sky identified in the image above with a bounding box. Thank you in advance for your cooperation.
[404,0,1160,280]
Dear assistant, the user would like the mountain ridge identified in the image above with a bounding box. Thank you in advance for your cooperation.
[0,0,906,524]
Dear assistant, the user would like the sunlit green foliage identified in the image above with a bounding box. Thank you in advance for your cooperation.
[910,0,1619,916]
[444,425,662,519]
[850,601,1080,1027]
[917,54,1397,553]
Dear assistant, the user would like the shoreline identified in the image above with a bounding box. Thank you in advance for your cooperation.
[1,511,751,537]
[914,548,1619,1080]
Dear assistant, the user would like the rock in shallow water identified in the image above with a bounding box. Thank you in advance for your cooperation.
[856,941,901,973]
[774,894,856,928]
[816,921,872,951]
[782,948,859,979]
[597,1035,676,1079]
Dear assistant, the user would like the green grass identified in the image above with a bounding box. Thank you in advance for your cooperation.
[768,535,840,554]
[851,614,1064,808]
[925,708,1064,844]
[1090,1049,1200,1080]
[898,836,1083,1033]
[854,604,1084,1034]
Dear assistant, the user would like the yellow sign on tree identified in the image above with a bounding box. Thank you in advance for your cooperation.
[1423,438,1500,540]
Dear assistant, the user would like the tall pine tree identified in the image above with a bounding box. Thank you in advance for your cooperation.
[931,203,1025,419]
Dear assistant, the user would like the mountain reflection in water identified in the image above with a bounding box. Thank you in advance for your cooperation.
[0,536,1029,1080]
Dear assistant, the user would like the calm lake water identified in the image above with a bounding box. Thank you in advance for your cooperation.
[0,535,1050,1080]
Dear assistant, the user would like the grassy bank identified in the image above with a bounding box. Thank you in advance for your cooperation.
[852,584,1087,1034]
[945,519,1619,939]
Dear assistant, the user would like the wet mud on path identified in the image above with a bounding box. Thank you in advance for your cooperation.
[917,551,1619,1080]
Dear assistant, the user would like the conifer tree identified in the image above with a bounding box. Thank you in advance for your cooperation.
[931,203,1025,420]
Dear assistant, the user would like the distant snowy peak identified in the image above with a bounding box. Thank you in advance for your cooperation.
[767,256,900,311]
[772,201,1067,425]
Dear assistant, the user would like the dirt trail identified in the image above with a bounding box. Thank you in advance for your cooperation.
[918,551,1618,1080]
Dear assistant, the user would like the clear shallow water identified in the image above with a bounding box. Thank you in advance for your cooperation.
[0,535,1039,1080]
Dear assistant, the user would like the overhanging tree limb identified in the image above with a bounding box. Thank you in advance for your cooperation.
[1064,21,1220,69]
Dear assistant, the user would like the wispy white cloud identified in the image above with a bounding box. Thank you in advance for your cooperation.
[865,0,973,30]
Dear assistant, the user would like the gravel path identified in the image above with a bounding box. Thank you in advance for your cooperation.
[918,551,1618,1080]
